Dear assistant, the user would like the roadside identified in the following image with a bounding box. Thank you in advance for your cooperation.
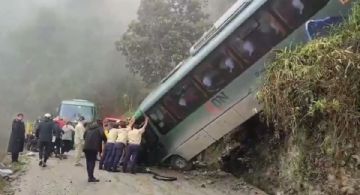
[0,154,29,195]
[4,151,266,195]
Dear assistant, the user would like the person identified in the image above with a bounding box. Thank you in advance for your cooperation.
[110,120,129,172]
[53,121,64,159]
[123,117,149,174]
[74,116,86,166]
[83,122,106,182]
[102,123,118,171]
[98,120,109,170]
[7,113,25,163]
[96,119,104,160]
[61,121,74,158]
[36,113,56,167]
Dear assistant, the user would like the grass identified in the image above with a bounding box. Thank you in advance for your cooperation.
[255,2,360,194]
[0,155,30,194]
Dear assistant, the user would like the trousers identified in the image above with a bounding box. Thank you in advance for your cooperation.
[84,150,97,179]
[103,143,115,169]
[123,144,141,173]
[75,143,84,164]
[111,142,125,169]
[39,141,51,162]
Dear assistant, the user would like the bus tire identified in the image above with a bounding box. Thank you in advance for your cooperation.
[170,156,192,171]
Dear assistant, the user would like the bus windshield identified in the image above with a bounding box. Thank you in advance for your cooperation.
[59,104,95,122]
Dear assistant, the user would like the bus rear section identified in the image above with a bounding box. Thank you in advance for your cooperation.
[58,99,97,123]
[138,0,352,170]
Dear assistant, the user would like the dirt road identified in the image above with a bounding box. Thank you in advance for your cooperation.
[10,152,266,195]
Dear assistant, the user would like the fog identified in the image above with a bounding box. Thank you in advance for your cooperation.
[0,0,140,156]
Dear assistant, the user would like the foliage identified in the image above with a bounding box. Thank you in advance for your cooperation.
[257,2,360,194]
[117,0,209,84]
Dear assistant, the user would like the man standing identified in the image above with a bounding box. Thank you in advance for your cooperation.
[7,113,25,163]
[74,116,86,166]
[36,113,55,167]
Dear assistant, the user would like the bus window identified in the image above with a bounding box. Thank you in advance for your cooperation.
[163,78,207,121]
[229,10,287,64]
[271,0,329,29]
[147,104,177,134]
[194,48,245,94]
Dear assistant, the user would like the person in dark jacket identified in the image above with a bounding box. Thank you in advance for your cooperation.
[7,113,25,163]
[83,122,107,182]
[36,113,55,167]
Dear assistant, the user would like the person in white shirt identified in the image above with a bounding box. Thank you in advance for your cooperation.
[61,121,75,158]
[103,123,118,171]
[109,121,130,172]
[74,116,86,166]
[122,117,149,174]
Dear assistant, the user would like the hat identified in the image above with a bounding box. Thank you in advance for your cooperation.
[44,113,52,118]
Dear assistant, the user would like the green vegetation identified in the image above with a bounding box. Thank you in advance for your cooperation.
[255,2,360,194]
[117,0,209,84]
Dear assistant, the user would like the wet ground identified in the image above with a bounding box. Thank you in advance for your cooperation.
[7,151,266,195]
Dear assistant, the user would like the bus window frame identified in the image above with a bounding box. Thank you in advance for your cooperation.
[162,76,208,121]
[146,102,178,135]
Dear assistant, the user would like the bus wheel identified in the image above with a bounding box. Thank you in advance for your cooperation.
[170,156,192,171]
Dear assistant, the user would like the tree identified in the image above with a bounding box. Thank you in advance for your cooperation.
[117,0,209,84]
[203,0,237,21]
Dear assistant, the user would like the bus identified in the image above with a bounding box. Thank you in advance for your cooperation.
[134,0,353,170]
[58,99,97,123]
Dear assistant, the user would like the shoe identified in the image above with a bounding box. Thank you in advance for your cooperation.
[111,169,121,173]
[42,162,47,167]
[39,160,43,166]
[88,178,100,183]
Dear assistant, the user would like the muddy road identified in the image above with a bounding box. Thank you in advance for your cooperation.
[8,152,266,195]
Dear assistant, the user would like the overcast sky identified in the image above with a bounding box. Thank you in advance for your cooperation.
[0,0,140,155]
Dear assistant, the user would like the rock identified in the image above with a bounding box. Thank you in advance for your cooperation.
[201,184,206,188]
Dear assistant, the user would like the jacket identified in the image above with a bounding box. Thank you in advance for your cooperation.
[83,123,106,151]
[7,119,25,153]
[36,118,55,142]
[74,122,86,145]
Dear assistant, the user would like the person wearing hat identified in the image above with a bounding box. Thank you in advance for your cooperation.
[36,113,56,167]
[7,113,25,163]
[102,123,118,171]
[109,120,130,172]
[74,116,86,166]
[123,117,149,174]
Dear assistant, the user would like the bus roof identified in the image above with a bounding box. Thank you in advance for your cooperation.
[138,0,266,113]
[61,99,96,107]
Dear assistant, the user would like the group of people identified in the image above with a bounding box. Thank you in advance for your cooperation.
[7,112,150,183]
[82,116,149,182]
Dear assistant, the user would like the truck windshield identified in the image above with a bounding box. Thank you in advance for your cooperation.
[59,104,94,122]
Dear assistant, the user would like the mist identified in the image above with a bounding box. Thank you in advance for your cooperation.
[0,0,141,156]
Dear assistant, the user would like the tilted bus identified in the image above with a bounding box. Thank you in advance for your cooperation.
[134,0,353,170]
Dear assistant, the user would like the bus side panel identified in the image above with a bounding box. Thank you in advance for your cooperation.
[203,109,243,140]
[233,92,262,124]
[175,130,215,161]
